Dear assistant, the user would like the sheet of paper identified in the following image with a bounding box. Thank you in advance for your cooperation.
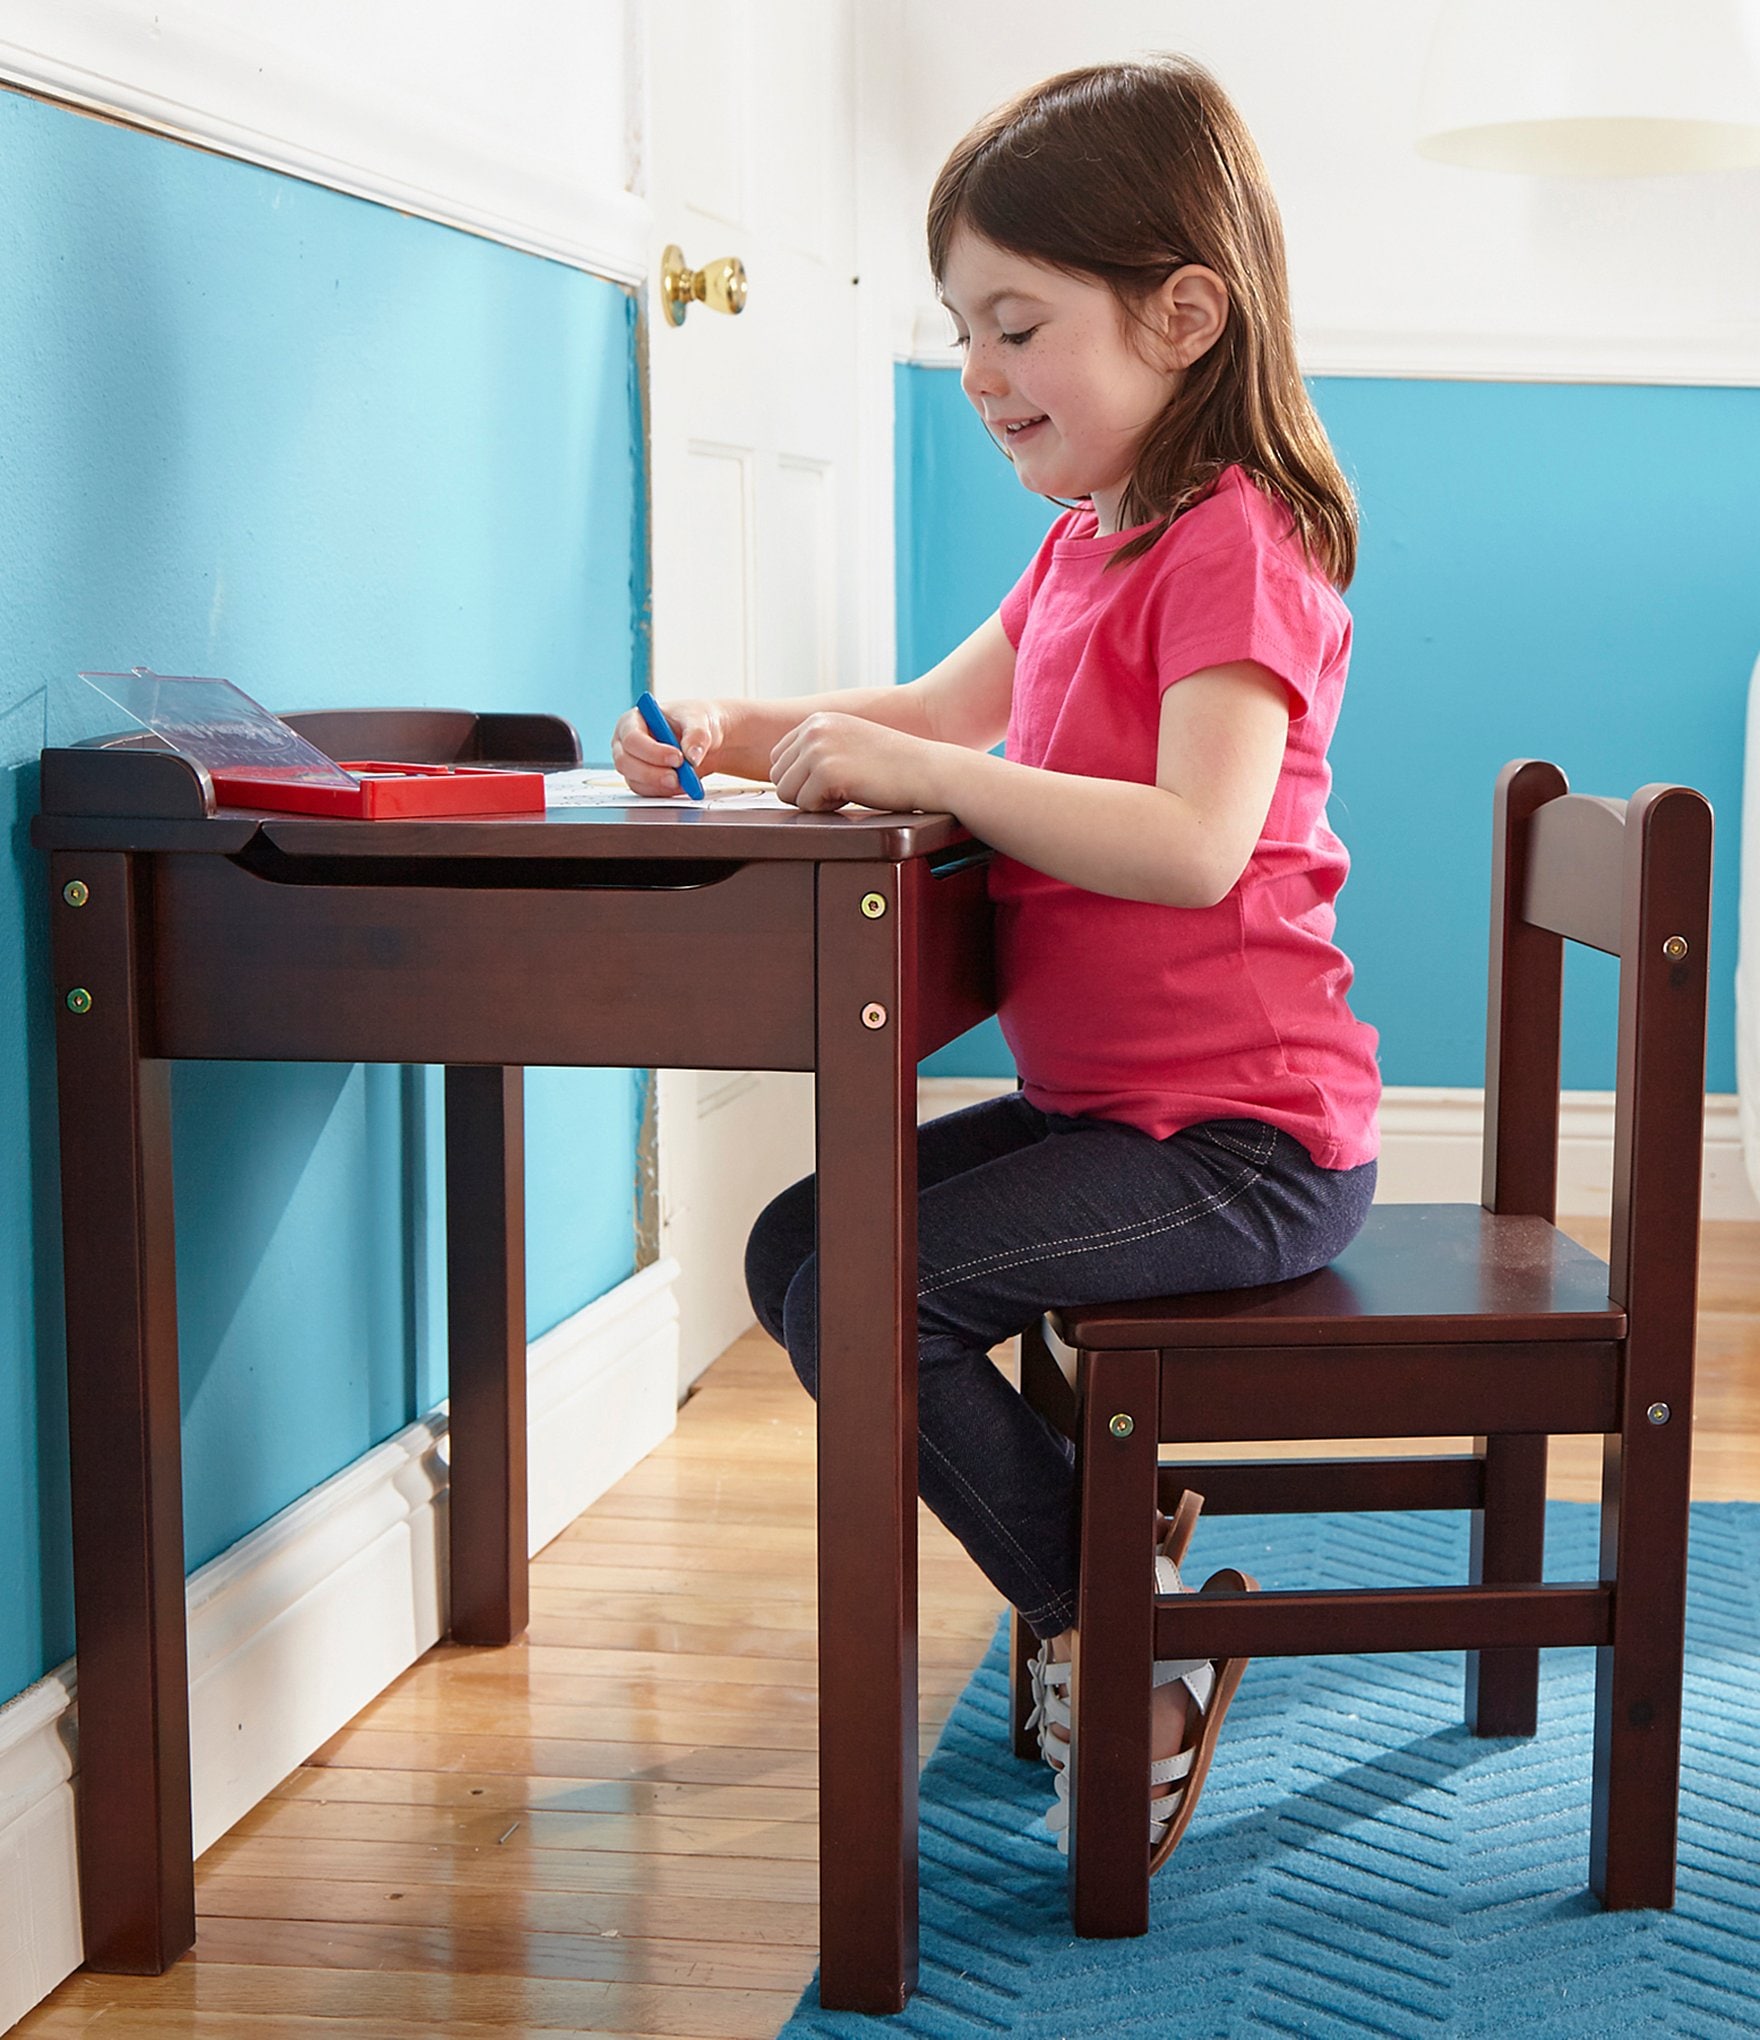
[544,767,793,811]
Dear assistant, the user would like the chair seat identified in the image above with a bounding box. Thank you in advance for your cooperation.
[1051,1202,1623,1349]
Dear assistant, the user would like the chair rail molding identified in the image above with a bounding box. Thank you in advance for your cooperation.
[918,1078,1760,1221]
[0,0,651,284]
[899,306,1760,388]
[0,1256,679,2035]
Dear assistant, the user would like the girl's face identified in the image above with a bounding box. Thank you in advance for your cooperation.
[939,227,1185,535]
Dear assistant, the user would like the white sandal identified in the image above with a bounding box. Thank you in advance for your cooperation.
[1043,1563,1258,1871]
[1026,1489,1205,1774]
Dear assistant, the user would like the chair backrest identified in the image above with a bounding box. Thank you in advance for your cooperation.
[1482,759,1713,1323]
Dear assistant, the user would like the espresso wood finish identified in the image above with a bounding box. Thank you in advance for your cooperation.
[35,713,994,2013]
[813,861,919,2012]
[1468,1431,1549,1736]
[1059,1205,1623,1348]
[282,707,582,767]
[1009,1320,1077,1759]
[1150,1581,1612,1657]
[445,1067,529,1648]
[1069,1348,1159,1939]
[1155,1454,1487,1515]
[1592,781,1712,1908]
[1152,1338,1621,1439]
[1018,762,1713,1937]
[47,850,193,1975]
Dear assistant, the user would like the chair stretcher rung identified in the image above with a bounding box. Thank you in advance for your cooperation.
[1157,1455,1487,1516]
[1152,1581,1611,1659]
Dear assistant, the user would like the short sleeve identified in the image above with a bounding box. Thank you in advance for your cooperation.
[1151,509,1346,723]
[1000,567,1033,648]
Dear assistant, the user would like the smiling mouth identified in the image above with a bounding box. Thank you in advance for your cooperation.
[1002,416,1048,439]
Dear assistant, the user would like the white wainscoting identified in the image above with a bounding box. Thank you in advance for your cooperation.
[918,1079,1760,1223]
[0,1257,678,2036]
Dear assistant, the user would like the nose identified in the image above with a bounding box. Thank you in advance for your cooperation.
[960,338,1006,407]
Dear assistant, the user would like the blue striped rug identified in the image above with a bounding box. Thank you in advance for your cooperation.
[780,1502,1760,2037]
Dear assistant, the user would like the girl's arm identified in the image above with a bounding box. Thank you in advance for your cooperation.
[770,660,1291,910]
[611,613,1015,791]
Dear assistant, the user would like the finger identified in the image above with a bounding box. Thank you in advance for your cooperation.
[612,729,688,795]
[612,749,675,795]
[617,716,681,768]
[672,717,713,768]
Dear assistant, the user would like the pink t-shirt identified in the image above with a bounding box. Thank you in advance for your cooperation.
[994,465,1380,1170]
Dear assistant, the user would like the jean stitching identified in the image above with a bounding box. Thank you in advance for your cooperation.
[920,1430,1070,1617]
[921,1160,1264,1296]
[1033,1590,1079,1633]
[1202,1125,1277,1164]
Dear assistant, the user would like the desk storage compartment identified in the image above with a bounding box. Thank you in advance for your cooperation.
[148,854,820,1069]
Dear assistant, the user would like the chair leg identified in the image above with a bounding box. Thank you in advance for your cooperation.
[1010,1322,1057,1758]
[1591,1406,1690,1909]
[1466,1432,1547,1736]
[1069,1346,1159,1939]
[1009,1606,1039,1761]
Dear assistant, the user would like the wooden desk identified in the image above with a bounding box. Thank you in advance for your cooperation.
[34,713,995,2015]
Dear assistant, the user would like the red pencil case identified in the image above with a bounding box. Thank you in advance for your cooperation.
[210,760,547,819]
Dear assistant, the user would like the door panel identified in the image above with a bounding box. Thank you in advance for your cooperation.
[643,0,862,1385]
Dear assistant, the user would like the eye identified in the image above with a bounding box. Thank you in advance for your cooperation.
[999,326,1039,348]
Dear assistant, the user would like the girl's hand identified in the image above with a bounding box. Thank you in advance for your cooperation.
[611,696,728,796]
[769,713,944,814]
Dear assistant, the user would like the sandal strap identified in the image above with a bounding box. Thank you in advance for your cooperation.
[1152,1655,1208,1687]
[1179,1660,1216,1713]
[1027,1643,1072,1764]
[1149,1749,1196,1787]
[1026,1688,1070,1736]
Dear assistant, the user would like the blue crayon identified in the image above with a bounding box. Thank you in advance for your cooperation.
[635,691,705,800]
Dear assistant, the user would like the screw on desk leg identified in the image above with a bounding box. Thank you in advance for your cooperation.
[814,860,918,2013]
[50,850,195,1973]
[444,1065,530,1646]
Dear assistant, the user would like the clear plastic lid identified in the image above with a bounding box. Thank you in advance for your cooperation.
[55,668,356,788]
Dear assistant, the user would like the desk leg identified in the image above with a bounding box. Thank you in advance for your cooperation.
[444,1066,529,1645]
[50,851,194,1973]
[814,863,918,2012]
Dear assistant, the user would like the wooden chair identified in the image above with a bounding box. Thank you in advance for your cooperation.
[1011,760,1714,1937]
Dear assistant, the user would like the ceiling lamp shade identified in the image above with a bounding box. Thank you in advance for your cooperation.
[1417,0,1760,174]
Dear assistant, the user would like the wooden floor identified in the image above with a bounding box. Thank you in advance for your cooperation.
[18,1217,1760,2039]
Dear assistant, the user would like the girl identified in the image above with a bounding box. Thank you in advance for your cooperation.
[613,55,1379,1872]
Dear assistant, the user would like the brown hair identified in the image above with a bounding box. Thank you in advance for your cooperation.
[926,57,1356,586]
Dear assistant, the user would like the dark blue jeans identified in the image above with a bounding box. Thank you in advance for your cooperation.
[744,1092,1376,1640]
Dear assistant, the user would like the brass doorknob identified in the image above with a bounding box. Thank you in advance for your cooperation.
[660,245,748,326]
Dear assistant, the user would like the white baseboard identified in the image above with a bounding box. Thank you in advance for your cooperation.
[525,1257,682,1555]
[0,1258,678,2036]
[917,1079,1760,1223]
[0,1673,79,2036]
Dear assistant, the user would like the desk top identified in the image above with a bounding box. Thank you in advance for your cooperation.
[33,742,974,865]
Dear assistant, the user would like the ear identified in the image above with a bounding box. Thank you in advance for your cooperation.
[1152,265,1229,369]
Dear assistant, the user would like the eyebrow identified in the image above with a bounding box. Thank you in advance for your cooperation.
[942,287,1048,322]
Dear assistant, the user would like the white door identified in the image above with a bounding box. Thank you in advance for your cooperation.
[639,0,880,1387]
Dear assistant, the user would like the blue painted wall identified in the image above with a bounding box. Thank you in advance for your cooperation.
[899,363,1756,1094]
[1,91,645,1704]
